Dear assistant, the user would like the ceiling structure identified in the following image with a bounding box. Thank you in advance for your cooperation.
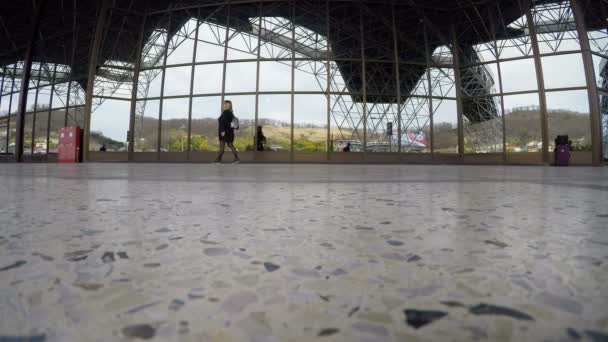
[1,0,605,93]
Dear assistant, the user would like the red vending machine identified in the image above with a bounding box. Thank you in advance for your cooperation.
[57,126,82,163]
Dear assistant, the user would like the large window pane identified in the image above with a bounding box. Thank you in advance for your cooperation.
[48,109,65,153]
[399,97,431,153]
[67,107,85,127]
[139,69,163,99]
[432,99,458,153]
[8,113,16,151]
[0,92,12,115]
[135,100,159,152]
[497,14,533,59]
[542,54,586,89]
[193,63,223,95]
[94,67,131,100]
[473,42,498,62]
[195,22,227,63]
[36,86,51,110]
[504,93,542,153]
[10,93,19,114]
[259,4,293,60]
[259,95,291,151]
[191,96,221,151]
[226,95,255,151]
[259,61,291,92]
[23,114,33,154]
[294,60,327,92]
[533,1,580,54]
[0,116,6,153]
[33,111,49,154]
[194,6,229,62]
[163,66,192,97]
[329,94,361,152]
[294,95,327,152]
[69,82,85,106]
[589,29,608,57]
[429,68,455,98]
[593,55,608,90]
[26,88,37,113]
[160,98,189,152]
[89,99,129,152]
[226,28,257,60]
[461,63,500,95]
[366,63,399,153]
[165,18,196,66]
[366,102,399,153]
[500,58,538,93]
[225,62,256,93]
[546,90,591,152]
[464,96,503,153]
[1,76,14,96]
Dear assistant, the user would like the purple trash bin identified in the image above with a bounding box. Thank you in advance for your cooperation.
[555,144,571,166]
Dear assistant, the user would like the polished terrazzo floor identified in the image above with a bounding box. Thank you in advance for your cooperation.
[0,163,607,342]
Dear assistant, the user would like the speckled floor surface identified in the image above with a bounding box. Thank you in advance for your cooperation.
[0,163,607,342]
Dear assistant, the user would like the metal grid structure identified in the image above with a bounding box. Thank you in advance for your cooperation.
[0,0,605,164]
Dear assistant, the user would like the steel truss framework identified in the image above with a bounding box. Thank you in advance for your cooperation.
[0,0,605,164]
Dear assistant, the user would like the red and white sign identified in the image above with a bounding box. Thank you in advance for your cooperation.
[57,126,81,163]
[392,131,428,148]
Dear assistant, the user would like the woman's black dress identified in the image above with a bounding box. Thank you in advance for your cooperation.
[218,110,235,143]
[256,132,266,151]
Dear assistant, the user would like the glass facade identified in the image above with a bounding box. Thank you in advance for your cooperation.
[0,0,605,163]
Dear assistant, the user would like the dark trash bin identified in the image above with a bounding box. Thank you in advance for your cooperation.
[554,135,571,166]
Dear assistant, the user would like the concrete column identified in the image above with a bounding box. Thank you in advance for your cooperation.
[0,72,6,151]
[424,23,434,156]
[16,0,47,162]
[326,1,331,157]
[220,7,230,109]
[157,13,172,159]
[571,0,603,166]
[360,7,367,157]
[83,0,110,161]
[45,65,57,155]
[290,0,295,161]
[526,5,550,163]
[187,12,200,161]
[451,24,465,159]
[254,4,262,154]
[128,15,146,160]
[31,64,41,155]
[392,5,402,154]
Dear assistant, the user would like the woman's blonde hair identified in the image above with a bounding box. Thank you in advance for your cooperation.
[224,100,233,111]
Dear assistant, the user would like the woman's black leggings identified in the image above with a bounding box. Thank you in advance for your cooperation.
[216,141,238,161]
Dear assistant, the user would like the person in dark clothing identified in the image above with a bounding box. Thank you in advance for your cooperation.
[256,126,267,151]
[214,100,240,163]
[343,142,351,152]
[99,144,107,152]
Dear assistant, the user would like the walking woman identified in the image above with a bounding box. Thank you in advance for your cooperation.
[214,100,240,164]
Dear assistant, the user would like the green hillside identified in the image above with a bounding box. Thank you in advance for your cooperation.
[10,105,593,153]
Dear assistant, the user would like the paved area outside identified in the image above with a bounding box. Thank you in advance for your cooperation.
[0,163,607,342]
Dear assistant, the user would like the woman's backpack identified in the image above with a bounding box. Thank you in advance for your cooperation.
[231,116,239,130]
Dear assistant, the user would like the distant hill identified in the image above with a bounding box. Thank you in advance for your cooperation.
[13,105,592,153]
[505,107,591,150]
[98,107,598,152]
